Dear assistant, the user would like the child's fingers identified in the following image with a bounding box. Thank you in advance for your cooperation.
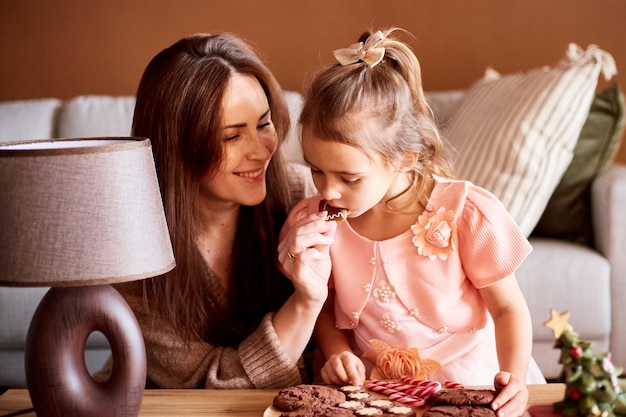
[346,360,366,386]
[492,372,528,417]
[320,362,350,385]
[338,353,365,386]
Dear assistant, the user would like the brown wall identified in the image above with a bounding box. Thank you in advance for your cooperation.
[1,0,626,162]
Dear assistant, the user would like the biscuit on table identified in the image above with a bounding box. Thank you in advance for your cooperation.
[423,405,497,417]
[273,384,346,412]
[427,389,496,407]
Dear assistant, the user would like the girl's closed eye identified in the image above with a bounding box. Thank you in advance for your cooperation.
[342,176,360,185]
[309,165,361,185]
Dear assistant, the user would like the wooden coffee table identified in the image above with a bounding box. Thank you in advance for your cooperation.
[0,383,564,417]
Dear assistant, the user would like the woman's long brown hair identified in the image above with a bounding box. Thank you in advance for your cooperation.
[130,32,293,345]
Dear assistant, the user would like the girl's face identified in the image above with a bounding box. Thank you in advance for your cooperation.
[302,127,408,218]
[199,74,278,208]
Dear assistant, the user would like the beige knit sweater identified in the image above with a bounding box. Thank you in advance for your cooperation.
[95,163,317,389]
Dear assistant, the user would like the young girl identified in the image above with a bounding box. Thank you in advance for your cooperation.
[278,28,545,417]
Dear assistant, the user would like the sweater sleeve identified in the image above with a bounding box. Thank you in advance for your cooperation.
[121,288,303,389]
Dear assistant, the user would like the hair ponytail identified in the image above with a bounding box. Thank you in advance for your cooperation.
[300,27,455,213]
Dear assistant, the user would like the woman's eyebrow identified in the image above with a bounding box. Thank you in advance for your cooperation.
[223,109,271,129]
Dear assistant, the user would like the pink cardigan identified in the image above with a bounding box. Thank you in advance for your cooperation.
[285,177,532,335]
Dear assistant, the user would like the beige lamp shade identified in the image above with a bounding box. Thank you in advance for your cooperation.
[0,137,175,286]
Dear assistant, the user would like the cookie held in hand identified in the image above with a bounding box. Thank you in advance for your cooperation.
[319,199,348,223]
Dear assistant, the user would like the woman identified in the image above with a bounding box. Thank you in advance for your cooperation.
[100,32,332,389]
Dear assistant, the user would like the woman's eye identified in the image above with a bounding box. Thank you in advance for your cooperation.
[343,177,360,185]
[258,120,272,130]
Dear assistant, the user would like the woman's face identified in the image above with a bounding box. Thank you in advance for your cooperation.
[199,74,278,208]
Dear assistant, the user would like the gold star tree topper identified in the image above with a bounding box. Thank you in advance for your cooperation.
[543,309,574,339]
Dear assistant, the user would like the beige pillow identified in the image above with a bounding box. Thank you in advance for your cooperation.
[444,44,617,236]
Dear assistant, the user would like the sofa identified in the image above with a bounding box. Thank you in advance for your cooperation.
[1,79,625,386]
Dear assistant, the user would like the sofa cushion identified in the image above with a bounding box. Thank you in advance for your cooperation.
[57,95,135,139]
[425,90,465,129]
[280,91,306,165]
[517,237,611,378]
[0,98,61,142]
[532,83,626,247]
[444,44,617,236]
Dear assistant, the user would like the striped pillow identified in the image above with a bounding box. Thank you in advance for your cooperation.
[444,44,616,236]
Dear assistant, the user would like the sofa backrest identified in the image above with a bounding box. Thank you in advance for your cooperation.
[0,90,466,164]
[0,98,61,143]
[56,95,135,139]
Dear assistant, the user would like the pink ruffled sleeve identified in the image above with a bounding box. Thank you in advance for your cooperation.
[457,184,533,288]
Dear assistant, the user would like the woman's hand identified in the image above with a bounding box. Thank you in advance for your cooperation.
[278,208,336,305]
[320,350,366,386]
[492,371,529,417]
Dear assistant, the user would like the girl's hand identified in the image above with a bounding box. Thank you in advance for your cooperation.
[491,371,529,417]
[278,208,336,305]
[320,351,366,386]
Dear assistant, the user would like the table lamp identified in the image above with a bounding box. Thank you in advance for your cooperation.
[0,137,175,417]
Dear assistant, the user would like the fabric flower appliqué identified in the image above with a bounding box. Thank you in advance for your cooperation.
[363,339,441,380]
[411,206,456,260]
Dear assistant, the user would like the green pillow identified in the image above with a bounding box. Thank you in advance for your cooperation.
[532,83,625,247]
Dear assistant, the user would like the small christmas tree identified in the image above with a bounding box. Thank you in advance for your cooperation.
[544,309,626,417]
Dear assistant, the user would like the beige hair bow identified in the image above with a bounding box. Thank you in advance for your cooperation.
[333,30,385,67]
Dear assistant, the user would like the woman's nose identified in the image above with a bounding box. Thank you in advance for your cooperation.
[247,132,276,159]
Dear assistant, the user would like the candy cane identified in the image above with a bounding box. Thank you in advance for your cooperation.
[369,378,439,399]
[368,379,419,393]
[388,393,426,407]
[407,385,440,398]
[366,382,425,406]
[399,376,442,389]
[365,380,401,397]
[399,377,441,396]
[444,380,464,389]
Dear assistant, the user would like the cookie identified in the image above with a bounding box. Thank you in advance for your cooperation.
[356,407,384,416]
[368,399,395,411]
[340,385,366,394]
[427,389,496,407]
[278,406,316,417]
[422,405,496,417]
[273,384,346,411]
[384,405,417,416]
[348,391,373,402]
[319,199,348,222]
[337,399,366,411]
[316,405,358,417]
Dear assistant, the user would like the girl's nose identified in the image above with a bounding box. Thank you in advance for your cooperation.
[319,181,342,202]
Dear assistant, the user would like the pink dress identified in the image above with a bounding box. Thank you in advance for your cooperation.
[285,176,546,385]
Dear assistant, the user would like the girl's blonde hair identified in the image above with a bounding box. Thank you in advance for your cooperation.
[300,28,455,212]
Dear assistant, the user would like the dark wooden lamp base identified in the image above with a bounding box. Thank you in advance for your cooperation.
[25,284,147,417]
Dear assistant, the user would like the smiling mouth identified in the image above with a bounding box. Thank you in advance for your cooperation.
[235,168,264,178]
